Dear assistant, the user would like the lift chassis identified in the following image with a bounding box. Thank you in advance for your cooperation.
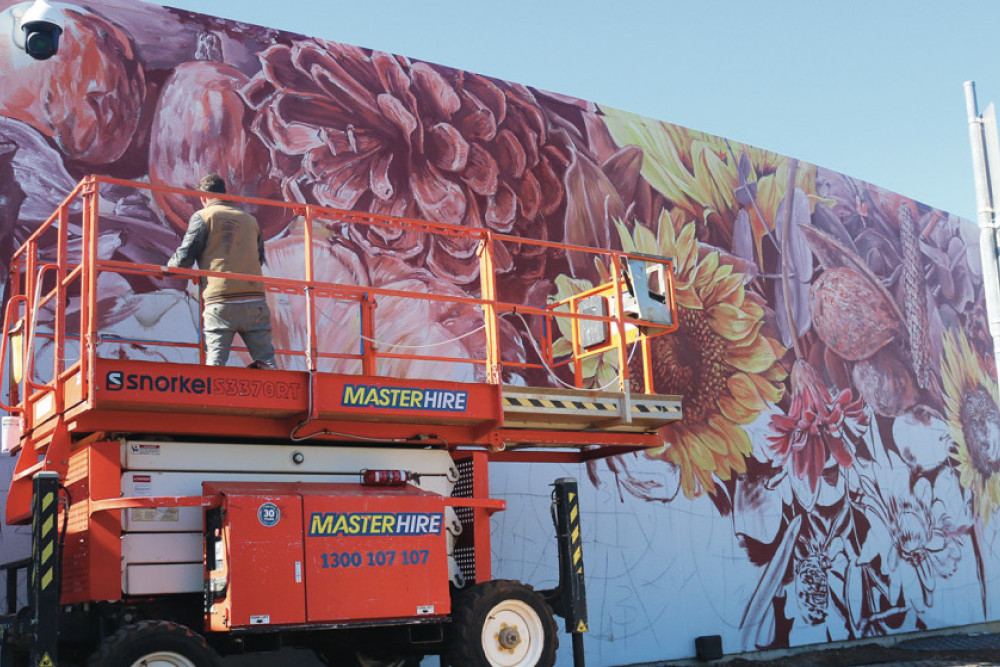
[2,468,587,667]
[0,177,681,667]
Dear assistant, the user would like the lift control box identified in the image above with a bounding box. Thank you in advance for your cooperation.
[204,481,451,630]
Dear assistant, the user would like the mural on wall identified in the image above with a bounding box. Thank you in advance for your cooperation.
[0,0,997,662]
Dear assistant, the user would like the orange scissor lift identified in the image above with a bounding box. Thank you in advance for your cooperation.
[0,176,680,667]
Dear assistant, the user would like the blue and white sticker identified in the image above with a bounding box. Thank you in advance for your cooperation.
[258,502,281,527]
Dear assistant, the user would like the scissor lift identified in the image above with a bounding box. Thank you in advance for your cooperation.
[0,176,681,667]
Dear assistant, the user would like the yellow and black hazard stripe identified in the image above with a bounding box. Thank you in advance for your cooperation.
[632,403,681,415]
[567,490,585,578]
[502,396,618,412]
[37,489,56,591]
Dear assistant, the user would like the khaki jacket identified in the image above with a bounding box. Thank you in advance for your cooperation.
[167,201,266,304]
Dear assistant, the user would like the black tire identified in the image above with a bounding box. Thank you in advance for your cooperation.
[86,621,220,667]
[446,580,558,667]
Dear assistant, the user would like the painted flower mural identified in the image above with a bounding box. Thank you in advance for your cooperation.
[579,104,990,648]
[768,358,868,497]
[942,327,1000,523]
[0,4,146,164]
[241,40,568,285]
[615,213,786,498]
[0,0,995,663]
[148,57,289,238]
[860,455,968,615]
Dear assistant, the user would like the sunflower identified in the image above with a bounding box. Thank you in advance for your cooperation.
[941,328,1000,522]
[618,211,786,498]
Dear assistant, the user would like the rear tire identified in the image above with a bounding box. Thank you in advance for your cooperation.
[446,580,557,667]
[87,621,220,667]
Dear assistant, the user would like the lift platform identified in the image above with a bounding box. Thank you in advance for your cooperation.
[1,176,682,522]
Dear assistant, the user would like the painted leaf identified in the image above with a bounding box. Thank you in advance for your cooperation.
[692,139,736,215]
[600,106,695,206]
[733,208,754,264]
[772,188,814,347]
[774,275,812,350]
[811,200,857,251]
[734,152,757,206]
[775,188,814,284]
[561,146,621,277]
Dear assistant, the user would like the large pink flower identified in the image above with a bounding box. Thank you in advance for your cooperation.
[768,359,869,492]
[241,41,567,284]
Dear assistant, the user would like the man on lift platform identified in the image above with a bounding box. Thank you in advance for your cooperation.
[167,174,277,370]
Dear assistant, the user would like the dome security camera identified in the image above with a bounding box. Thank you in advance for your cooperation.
[19,0,63,60]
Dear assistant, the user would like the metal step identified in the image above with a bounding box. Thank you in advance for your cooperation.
[501,386,681,433]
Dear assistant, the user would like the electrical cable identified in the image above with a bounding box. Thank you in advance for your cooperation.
[289,301,640,442]
[358,324,487,350]
[55,483,72,610]
[505,310,639,392]
[312,298,487,350]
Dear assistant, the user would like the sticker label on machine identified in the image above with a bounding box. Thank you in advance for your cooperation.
[105,369,302,400]
[309,511,443,570]
[129,443,161,457]
[128,474,179,522]
[308,512,442,536]
[341,383,467,412]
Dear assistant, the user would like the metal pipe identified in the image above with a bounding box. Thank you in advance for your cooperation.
[965,80,1000,388]
[573,632,586,667]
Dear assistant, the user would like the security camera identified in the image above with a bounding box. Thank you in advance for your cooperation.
[19,0,63,60]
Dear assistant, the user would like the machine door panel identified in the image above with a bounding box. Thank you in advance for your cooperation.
[302,486,450,623]
[222,490,306,628]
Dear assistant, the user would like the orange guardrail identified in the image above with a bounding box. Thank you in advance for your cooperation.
[2,175,678,441]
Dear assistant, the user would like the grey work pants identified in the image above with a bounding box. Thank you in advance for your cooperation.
[202,300,277,368]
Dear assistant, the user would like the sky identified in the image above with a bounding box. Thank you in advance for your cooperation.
[162,0,1000,223]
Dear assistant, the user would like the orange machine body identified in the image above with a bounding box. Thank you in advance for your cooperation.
[205,481,451,631]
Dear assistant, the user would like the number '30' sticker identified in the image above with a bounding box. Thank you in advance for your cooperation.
[258,502,281,527]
